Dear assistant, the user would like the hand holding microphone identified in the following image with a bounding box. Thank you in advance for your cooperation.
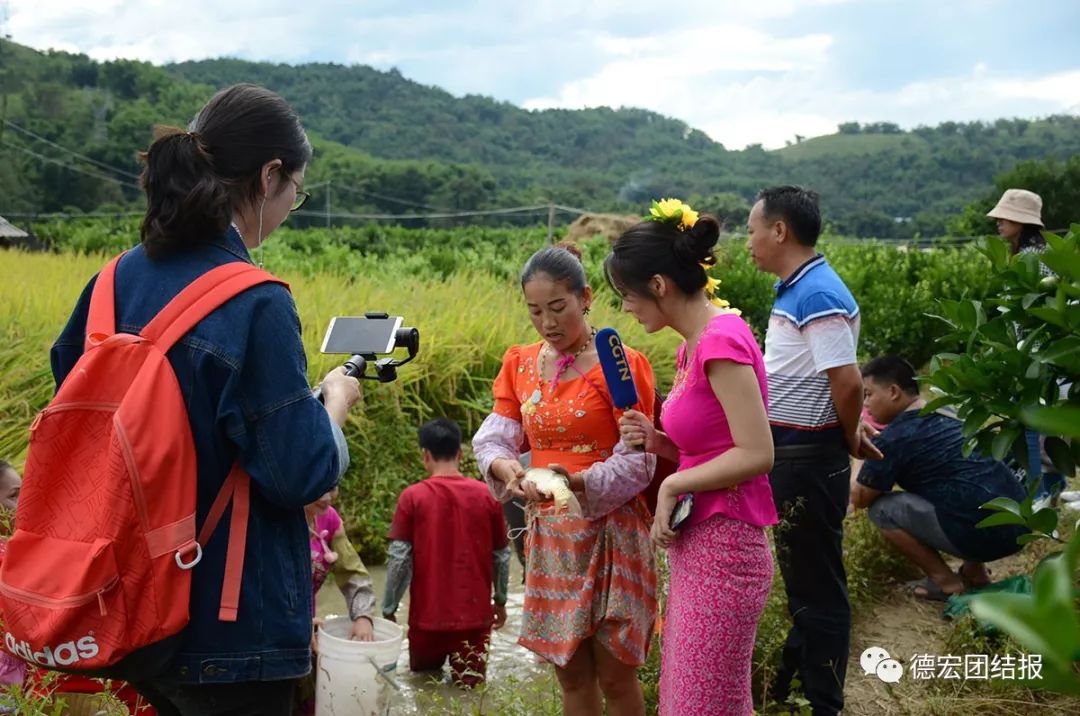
[619,410,657,452]
[595,327,644,451]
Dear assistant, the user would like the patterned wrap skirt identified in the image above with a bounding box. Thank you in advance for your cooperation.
[519,498,657,667]
[660,513,774,716]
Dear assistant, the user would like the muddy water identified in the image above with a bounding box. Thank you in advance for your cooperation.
[316,557,549,713]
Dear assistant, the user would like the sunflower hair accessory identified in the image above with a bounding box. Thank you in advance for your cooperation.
[648,198,699,231]
[701,264,741,315]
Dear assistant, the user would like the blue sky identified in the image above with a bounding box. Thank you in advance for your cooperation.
[8,0,1080,149]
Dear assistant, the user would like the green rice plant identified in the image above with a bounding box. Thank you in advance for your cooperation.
[0,252,104,461]
[0,250,681,561]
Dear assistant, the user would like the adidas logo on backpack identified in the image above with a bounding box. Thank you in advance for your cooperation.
[0,254,283,672]
[5,632,100,667]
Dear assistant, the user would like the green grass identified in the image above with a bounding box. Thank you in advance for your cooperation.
[776,133,929,162]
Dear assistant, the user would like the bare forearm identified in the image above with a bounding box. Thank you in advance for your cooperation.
[662,445,773,495]
[850,483,881,510]
[828,364,864,440]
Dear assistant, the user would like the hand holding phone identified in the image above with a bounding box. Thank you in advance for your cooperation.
[669,494,694,530]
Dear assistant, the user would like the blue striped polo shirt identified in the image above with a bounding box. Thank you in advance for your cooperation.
[765,254,860,447]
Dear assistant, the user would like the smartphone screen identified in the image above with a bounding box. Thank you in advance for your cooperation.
[320,316,403,355]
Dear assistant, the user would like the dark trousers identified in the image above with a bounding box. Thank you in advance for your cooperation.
[130,678,298,716]
[769,448,851,716]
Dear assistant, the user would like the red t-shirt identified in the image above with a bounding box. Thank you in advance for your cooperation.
[388,475,509,631]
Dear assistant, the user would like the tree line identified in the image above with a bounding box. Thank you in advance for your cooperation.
[2,39,1079,237]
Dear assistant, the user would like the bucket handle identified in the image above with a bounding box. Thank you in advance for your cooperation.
[365,655,402,693]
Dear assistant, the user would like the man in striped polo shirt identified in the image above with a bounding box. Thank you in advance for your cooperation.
[747,186,880,715]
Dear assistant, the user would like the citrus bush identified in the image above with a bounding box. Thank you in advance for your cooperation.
[3,223,996,558]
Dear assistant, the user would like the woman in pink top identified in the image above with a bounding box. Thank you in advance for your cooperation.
[607,202,778,715]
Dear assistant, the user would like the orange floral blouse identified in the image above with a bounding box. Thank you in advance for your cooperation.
[475,341,657,518]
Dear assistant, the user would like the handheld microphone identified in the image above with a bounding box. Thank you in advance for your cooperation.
[596,327,644,451]
[595,327,639,410]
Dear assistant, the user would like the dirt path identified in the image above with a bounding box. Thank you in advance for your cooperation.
[845,590,953,715]
[843,552,1079,716]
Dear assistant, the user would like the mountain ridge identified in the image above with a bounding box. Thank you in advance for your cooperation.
[3,39,1080,236]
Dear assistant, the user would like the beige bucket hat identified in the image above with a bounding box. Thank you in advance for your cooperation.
[986,188,1044,227]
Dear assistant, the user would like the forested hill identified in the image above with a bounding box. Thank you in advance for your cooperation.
[4,39,1080,236]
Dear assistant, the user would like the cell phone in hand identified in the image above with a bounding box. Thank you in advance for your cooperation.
[669,494,694,530]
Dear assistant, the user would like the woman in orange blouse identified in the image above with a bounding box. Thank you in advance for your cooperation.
[473,244,658,716]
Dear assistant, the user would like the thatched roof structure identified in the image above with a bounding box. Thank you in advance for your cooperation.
[0,215,28,239]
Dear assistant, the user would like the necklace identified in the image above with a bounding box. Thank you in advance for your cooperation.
[538,328,596,392]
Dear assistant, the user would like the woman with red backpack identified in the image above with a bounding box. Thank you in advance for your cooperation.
[8,84,361,716]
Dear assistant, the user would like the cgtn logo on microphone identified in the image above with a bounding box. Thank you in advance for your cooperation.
[4,631,99,667]
[605,332,631,382]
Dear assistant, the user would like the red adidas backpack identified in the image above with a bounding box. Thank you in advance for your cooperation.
[0,254,284,672]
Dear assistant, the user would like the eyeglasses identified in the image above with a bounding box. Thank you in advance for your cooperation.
[289,176,310,212]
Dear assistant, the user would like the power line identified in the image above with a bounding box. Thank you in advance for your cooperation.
[327,182,450,211]
[1,119,142,180]
[552,203,595,215]
[289,203,573,221]
[1,211,143,219]
[0,206,1009,246]
[1,139,141,189]
[2,204,583,222]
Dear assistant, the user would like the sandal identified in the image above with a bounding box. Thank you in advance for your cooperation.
[903,577,953,602]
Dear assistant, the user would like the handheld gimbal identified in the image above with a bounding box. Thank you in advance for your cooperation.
[313,312,420,401]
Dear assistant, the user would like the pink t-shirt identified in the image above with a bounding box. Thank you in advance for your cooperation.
[660,313,779,529]
[310,506,344,613]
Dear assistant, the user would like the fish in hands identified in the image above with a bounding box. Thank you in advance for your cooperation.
[515,467,583,517]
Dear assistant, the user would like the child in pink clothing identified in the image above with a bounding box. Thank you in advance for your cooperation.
[306,490,375,635]
[295,489,376,716]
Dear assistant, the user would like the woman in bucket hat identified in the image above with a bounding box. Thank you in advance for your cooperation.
[986,188,1062,505]
[986,188,1049,259]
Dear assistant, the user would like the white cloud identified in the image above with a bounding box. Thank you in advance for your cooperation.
[6,0,1080,148]
[7,0,318,64]
[527,29,1080,150]
[990,69,1080,103]
[523,23,837,147]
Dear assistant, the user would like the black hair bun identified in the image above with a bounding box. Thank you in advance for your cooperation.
[672,214,720,267]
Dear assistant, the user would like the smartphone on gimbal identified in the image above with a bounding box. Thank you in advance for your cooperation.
[320,316,403,356]
[316,313,419,389]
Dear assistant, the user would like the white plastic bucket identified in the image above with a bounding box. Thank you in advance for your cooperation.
[316,616,403,716]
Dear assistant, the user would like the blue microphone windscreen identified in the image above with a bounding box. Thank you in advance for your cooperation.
[595,327,639,409]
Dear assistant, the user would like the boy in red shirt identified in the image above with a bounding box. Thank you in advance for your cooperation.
[382,418,510,687]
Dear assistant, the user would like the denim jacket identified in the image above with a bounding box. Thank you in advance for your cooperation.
[51,227,349,684]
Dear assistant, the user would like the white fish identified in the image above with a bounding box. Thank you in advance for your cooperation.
[519,467,583,516]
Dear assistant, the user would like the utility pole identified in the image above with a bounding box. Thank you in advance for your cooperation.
[0,1,10,144]
[546,202,555,244]
[326,181,331,228]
